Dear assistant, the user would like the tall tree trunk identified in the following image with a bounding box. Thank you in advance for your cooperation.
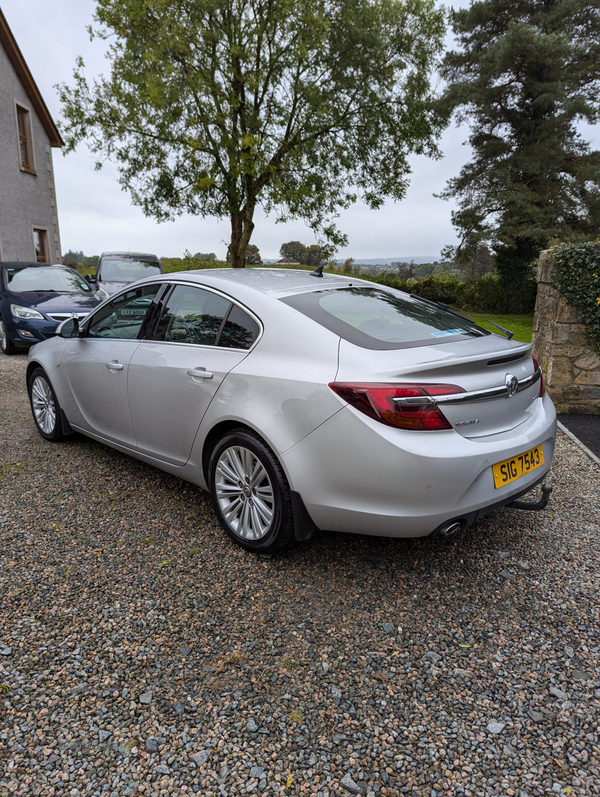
[229,205,255,268]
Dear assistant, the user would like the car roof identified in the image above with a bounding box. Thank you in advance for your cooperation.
[0,262,65,269]
[166,267,361,298]
[100,252,160,259]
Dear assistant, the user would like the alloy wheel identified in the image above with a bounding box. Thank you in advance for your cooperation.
[0,319,8,351]
[214,445,275,540]
[31,375,57,435]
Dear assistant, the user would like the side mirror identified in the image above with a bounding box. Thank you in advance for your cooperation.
[57,316,80,339]
[84,274,96,284]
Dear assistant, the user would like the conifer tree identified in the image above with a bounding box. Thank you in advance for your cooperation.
[440,0,600,311]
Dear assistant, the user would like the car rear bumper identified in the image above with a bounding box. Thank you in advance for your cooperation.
[281,395,557,538]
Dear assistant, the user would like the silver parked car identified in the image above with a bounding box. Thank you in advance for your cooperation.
[26,268,556,552]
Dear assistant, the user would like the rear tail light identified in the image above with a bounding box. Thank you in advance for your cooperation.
[531,356,545,397]
[329,382,466,430]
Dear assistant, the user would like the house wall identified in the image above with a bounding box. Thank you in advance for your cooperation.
[532,249,600,413]
[0,44,61,263]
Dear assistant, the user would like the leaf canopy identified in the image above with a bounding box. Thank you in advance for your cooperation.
[59,0,445,265]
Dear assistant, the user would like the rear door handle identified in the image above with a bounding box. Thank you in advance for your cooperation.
[187,368,213,379]
[106,361,124,371]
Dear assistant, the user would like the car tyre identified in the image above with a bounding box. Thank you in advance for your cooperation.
[0,317,17,355]
[208,428,295,552]
[27,367,67,442]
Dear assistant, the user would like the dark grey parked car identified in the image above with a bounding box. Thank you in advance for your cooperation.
[86,251,163,296]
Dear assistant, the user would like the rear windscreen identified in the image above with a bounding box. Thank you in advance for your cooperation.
[281,287,488,350]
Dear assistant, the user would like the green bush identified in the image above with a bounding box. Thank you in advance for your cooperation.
[161,257,228,273]
[551,241,600,353]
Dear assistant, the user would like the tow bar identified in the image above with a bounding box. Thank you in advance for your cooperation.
[508,482,553,511]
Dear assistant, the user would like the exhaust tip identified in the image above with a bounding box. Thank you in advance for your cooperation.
[439,521,462,537]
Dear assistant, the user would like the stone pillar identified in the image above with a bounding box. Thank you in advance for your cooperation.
[532,249,600,413]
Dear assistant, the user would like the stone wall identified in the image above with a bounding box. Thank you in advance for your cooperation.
[532,249,600,414]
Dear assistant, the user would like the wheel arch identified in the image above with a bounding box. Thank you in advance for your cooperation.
[201,420,320,543]
[26,361,75,437]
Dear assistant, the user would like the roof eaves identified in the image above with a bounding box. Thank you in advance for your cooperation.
[0,8,63,147]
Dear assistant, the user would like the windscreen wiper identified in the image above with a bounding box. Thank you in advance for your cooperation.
[409,294,514,340]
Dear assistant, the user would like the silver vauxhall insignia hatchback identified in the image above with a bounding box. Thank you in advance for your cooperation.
[26,268,556,552]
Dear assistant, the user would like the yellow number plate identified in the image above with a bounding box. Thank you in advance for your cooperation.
[492,445,544,489]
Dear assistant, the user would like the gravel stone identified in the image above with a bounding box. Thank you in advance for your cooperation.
[381,623,395,633]
[1,355,599,797]
[139,689,152,704]
[549,686,568,701]
[487,722,506,734]
[0,645,12,655]
[340,771,364,794]
[190,749,210,766]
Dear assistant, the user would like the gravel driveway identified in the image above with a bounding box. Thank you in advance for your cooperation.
[1,353,599,797]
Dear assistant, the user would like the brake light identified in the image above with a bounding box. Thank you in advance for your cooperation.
[531,356,545,397]
[329,382,466,430]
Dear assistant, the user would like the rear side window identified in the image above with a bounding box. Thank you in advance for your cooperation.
[281,287,488,350]
[154,285,231,346]
[219,305,260,349]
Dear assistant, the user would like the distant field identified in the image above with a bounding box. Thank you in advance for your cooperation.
[463,313,533,343]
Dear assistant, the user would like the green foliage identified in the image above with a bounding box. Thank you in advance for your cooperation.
[364,272,537,314]
[193,252,217,261]
[226,244,262,264]
[551,241,600,352]
[59,0,445,267]
[161,257,229,273]
[440,0,600,311]
[280,241,308,264]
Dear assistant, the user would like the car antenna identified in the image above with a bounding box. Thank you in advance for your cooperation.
[309,264,325,278]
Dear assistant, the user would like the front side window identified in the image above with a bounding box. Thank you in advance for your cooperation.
[153,285,231,346]
[87,284,160,339]
[281,287,489,350]
[6,266,92,294]
[33,229,47,262]
[17,106,33,171]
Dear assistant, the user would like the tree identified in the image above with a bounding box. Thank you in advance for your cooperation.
[440,0,600,311]
[279,241,308,264]
[226,243,262,264]
[243,244,262,265]
[440,242,493,280]
[193,252,217,261]
[306,244,327,268]
[59,0,445,267]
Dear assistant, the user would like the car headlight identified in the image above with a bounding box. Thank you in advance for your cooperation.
[97,288,110,300]
[11,304,45,321]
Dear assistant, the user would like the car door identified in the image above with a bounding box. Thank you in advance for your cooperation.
[127,283,260,466]
[60,284,162,446]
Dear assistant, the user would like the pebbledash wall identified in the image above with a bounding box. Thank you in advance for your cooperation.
[532,249,600,414]
[0,9,62,263]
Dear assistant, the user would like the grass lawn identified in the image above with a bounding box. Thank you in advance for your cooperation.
[462,313,533,343]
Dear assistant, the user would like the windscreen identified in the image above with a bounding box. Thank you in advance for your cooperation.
[281,287,488,350]
[99,258,161,282]
[6,267,92,294]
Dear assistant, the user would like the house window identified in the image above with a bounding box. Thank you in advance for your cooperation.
[17,106,34,172]
[33,229,48,262]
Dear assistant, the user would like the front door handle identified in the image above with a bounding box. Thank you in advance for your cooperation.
[106,361,124,371]
[187,368,213,380]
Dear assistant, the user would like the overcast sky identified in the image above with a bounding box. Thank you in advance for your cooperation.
[3,0,594,262]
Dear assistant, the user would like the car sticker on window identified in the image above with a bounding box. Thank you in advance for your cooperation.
[431,328,466,337]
